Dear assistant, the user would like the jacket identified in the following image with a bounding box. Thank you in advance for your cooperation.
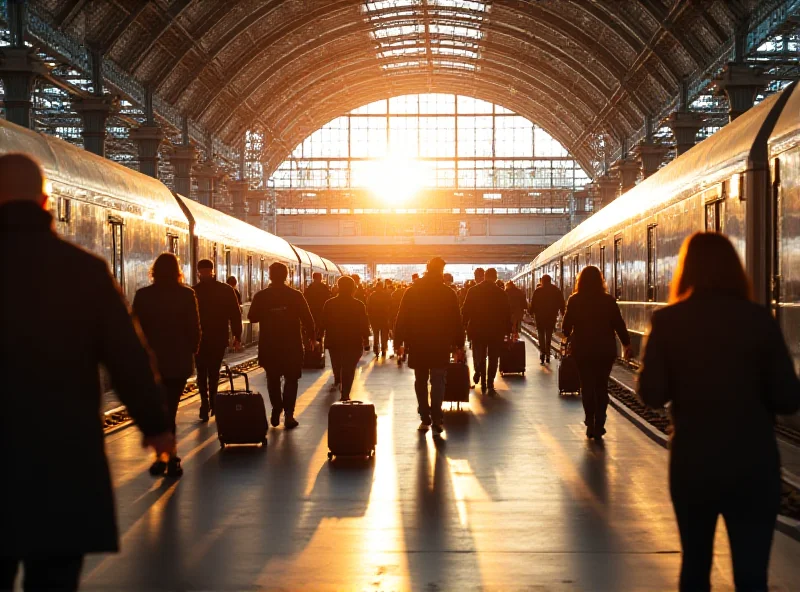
[529,283,565,328]
[367,289,392,320]
[248,282,315,371]
[505,284,528,322]
[322,295,371,351]
[133,282,201,379]
[562,291,629,359]
[390,287,405,322]
[394,273,465,370]
[461,280,512,342]
[354,285,367,304]
[304,281,331,322]
[193,278,242,351]
[0,202,168,555]
[638,294,800,497]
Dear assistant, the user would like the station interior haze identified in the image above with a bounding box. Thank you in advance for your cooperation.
[2,1,800,591]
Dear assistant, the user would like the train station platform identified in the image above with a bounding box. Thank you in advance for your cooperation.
[86,341,800,591]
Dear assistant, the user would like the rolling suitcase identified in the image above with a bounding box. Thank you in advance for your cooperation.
[444,360,470,410]
[303,340,325,369]
[500,339,526,376]
[215,364,268,448]
[327,400,377,460]
[558,344,581,396]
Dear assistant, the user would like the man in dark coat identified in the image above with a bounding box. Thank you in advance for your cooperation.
[248,262,315,429]
[303,272,331,340]
[226,275,243,305]
[529,274,566,364]
[461,267,512,394]
[194,259,243,421]
[505,280,528,335]
[367,281,392,357]
[395,257,465,434]
[0,154,172,590]
[353,273,367,304]
[321,276,370,400]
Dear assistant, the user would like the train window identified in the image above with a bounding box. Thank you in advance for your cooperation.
[705,200,723,233]
[225,249,232,280]
[600,246,606,279]
[247,256,253,302]
[167,233,179,254]
[57,197,72,223]
[260,258,266,289]
[212,243,218,271]
[613,237,623,300]
[585,248,591,267]
[572,255,579,290]
[647,225,657,302]
[109,217,124,286]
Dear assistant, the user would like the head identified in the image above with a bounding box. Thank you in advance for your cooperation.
[427,257,446,279]
[312,272,322,283]
[269,262,289,285]
[151,253,184,284]
[474,267,485,283]
[337,275,356,297]
[197,258,215,281]
[505,281,514,290]
[374,280,384,291]
[443,272,454,285]
[385,279,393,289]
[226,275,237,288]
[670,232,751,303]
[411,273,420,283]
[0,153,49,208]
[352,273,361,286]
[485,267,498,283]
[541,274,552,286]
[575,265,607,295]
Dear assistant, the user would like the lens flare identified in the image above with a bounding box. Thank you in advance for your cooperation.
[365,155,427,205]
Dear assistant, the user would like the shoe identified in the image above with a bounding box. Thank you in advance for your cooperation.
[481,381,487,393]
[199,409,209,423]
[473,371,480,384]
[540,357,545,365]
[381,351,386,358]
[149,459,167,476]
[166,456,183,477]
[594,427,606,439]
[374,350,380,357]
[545,357,551,364]
[284,417,299,430]
[340,395,350,402]
[432,422,444,435]
[209,406,215,417]
[418,422,431,432]
[270,408,281,428]
[586,427,595,439]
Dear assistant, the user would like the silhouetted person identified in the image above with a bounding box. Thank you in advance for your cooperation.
[462,267,512,394]
[249,262,315,429]
[444,272,457,292]
[194,259,242,422]
[352,273,367,304]
[304,272,331,340]
[562,266,631,438]
[395,257,465,434]
[505,280,528,335]
[321,276,370,400]
[133,253,201,477]
[367,281,392,357]
[529,274,565,363]
[226,275,242,305]
[457,279,473,309]
[411,272,420,284]
[0,154,172,592]
[638,233,800,592]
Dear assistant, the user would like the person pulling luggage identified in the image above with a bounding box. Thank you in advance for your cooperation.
[248,262,316,429]
[395,257,465,434]
[321,276,370,401]
[304,272,331,340]
[461,267,512,395]
[367,281,392,357]
[529,274,565,364]
[505,280,528,336]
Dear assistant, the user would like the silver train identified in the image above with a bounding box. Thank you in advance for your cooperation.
[0,118,342,343]
[513,81,800,427]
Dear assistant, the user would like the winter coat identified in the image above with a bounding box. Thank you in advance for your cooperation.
[133,282,201,379]
[0,202,168,555]
[505,284,528,323]
[561,291,629,360]
[322,295,371,351]
[367,289,392,321]
[394,273,465,370]
[304,281,331,323]
[529,283,565,329]
[461,280,512,342]
[193,278,242,353]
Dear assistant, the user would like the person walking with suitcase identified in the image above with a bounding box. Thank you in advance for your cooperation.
[562,266,631,439]
[395,257,465,434]
[193,259,243,422]
[505,280,528,336]
[529,274,565,364]
[133,253,201,477]
[248,262,316,430]
[461,267,512,395]
[0,154,173,591]
[304,272,331,340]
[367,281,392,357]
[321,276,370,401]
[638,233,800,591]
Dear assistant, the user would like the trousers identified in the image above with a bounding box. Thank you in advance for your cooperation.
[0,556,84,592]
[672,481,780,591]
[473,338,503,386]
[575,356,614,432]
[266,367,300,418]
[537,324,555,359]
[329,347,363,399]
[370,318,389,353]
[414,367,447,425]
[162,377,188,438]
[195,345,226,412]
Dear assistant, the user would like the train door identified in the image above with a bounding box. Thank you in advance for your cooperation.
[167,232,179,254]
[109,216,125,287]
[260,258,266,290]
[647,225,657,302]
[571,254,579,294]
[557,257,564,297]
[613,236,623,301]
[225,249,232,282]
[247,255,253,302]
[772,159,782,322]
[212,243,219,277]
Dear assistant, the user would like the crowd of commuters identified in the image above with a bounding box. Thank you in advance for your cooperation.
[3,152,799,591]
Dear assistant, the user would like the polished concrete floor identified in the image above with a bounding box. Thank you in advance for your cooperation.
[84,342,800,591]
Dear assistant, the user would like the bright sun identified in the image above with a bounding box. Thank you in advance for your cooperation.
[366,154,426,205]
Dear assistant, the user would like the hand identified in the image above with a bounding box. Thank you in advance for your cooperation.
[623,344,633,360]
[142,432,175,457]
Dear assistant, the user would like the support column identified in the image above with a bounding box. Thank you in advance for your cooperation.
[631,141,669,179]
[228,180,250,220]
[0,47,45,128]
[593,174,620,209]
[664,111,705,157]
[169,145,197,198]
[72,96,116,157]
[713,63,770,121]
[129,124,165,178]
[609,157,641,195]
[193,162,220,207]
[247,190,268,229]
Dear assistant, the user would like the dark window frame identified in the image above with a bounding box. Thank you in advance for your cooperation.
[646,224,657,302]
[613,236,623,300]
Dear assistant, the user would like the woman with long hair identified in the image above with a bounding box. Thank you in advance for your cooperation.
[133,253,201,477]
[562,265,632,438]
[638,232,800,590]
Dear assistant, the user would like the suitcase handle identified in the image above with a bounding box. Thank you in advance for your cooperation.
[222,363,250,393]
[339,400,364,405]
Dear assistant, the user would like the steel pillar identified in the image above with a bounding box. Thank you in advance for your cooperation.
[664,111,705,157]
[169,145,197,198]
[713,63,770,121]
[72,96,115,157]
[631,142,669,179]
[193,161,220,207]
[0,47,45,128]
[609,157,641,195]
[228,180,250,220]
[129,124,165,179]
